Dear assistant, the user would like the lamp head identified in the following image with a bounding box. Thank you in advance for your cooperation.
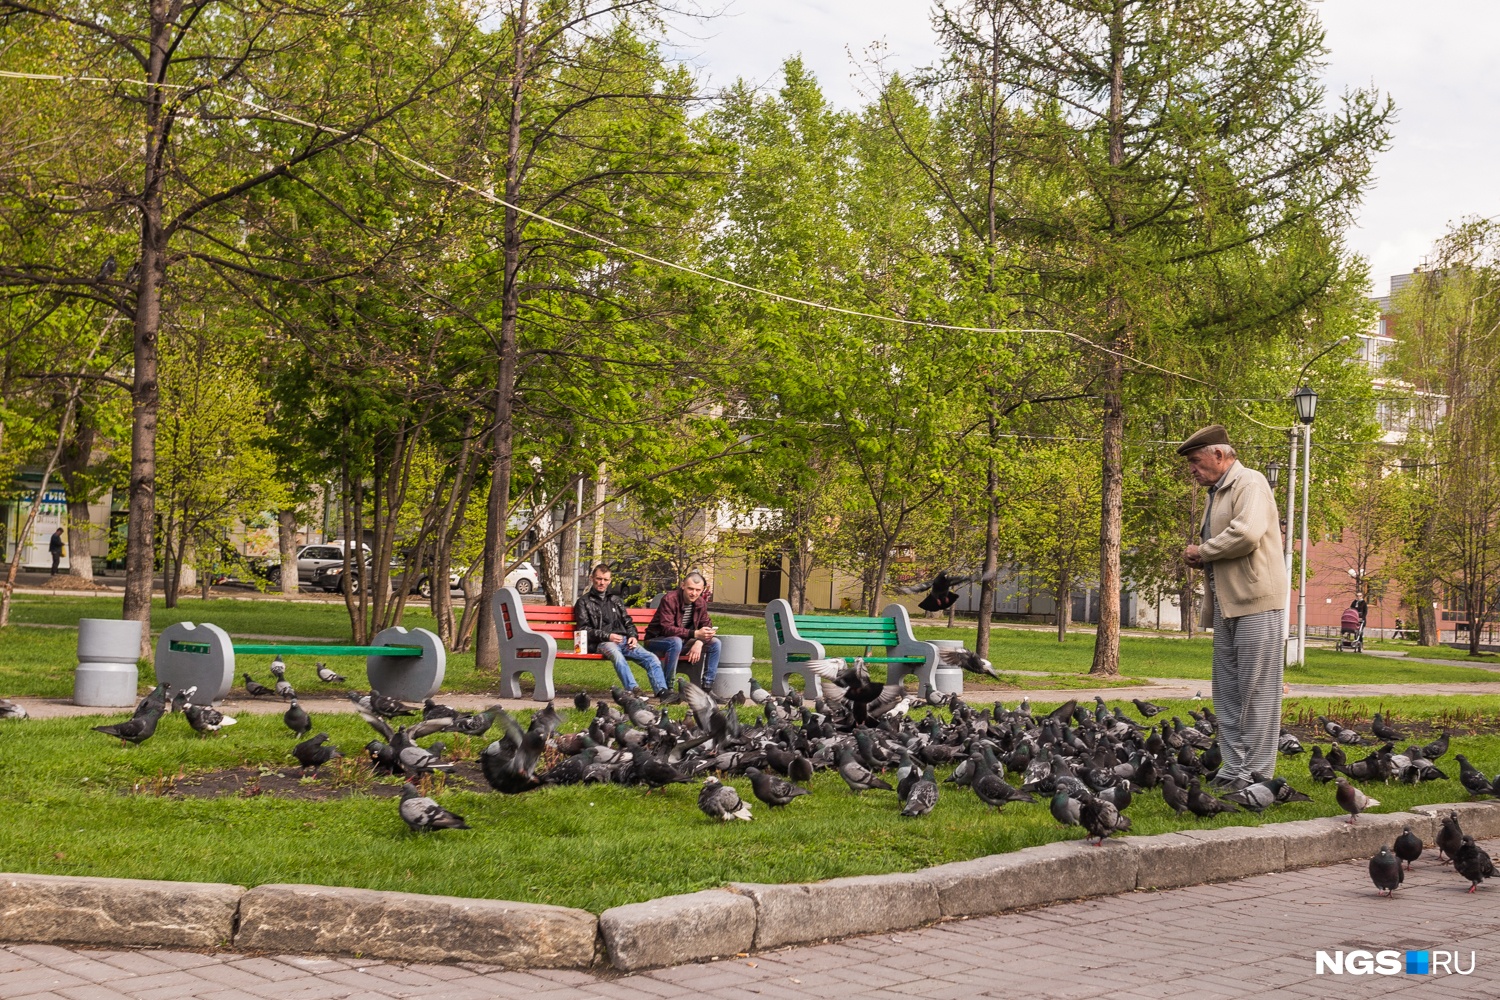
[1266,460,1282,488]
[1294,386,1317,425]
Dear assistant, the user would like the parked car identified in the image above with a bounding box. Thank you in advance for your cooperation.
[262,541,369,589]
[410,561,540,598]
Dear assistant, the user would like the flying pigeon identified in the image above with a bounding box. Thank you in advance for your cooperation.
[938,647,999,678]
[1335,777,1379,824]
[283,699,311,737]
[698,776,753,821]
[900,767,938,817]
[745,766,810,808]
[291,733,342,771]
[1454,836,1496,892]
[243,674,273,697]
[896,570,992,612]
[1394,827,1424,870]
[316,662,346,683]
[398,782,469,832]
[1369,845,1404,896]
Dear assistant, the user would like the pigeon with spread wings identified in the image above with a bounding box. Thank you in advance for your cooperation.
[895,570,996,612]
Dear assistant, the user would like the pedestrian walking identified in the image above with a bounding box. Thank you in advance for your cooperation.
[48,526,65,575]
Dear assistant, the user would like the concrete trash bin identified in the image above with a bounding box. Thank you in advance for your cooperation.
[926,638,965,697]
[75,618,143,707]
[712,633,754,699]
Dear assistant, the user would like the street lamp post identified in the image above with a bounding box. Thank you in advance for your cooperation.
[1280,428,1300,665]
[1293,386,1318,664]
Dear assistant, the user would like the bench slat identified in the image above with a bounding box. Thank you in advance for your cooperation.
[235,643,423,657]
[793,616,894,626]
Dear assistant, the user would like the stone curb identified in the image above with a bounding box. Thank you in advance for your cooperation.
[5,801,1500,969]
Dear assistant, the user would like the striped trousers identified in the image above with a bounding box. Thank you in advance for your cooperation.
[1211,602,1286,783]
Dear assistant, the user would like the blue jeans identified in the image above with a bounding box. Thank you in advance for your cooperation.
[597,641,666,693]
[646,636,721,687]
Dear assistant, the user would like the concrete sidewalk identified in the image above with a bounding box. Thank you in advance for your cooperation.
[4,839,1497,999]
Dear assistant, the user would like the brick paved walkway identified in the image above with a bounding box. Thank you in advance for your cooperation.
[7,842,1500,999]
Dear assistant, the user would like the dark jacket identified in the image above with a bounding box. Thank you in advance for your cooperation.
[49,531,64,555]
[574,587,636,647]
[645,587,713,643]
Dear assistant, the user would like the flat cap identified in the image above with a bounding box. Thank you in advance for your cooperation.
[1176,424,1231,456]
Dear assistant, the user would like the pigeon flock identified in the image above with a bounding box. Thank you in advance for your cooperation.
[52,653,1500,889]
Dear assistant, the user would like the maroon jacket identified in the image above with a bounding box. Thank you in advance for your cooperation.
[645,587,713,642]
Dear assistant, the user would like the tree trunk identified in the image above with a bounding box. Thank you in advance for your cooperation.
[976,443,1000,658]
[277,509,298,597]
[65,498,94,583]
[1055,570,1071,642]
[1090,3,1128,677]
[1179,569,1195,639]
[1417,597,1437,646]
[476,6,529,673]
[60,411,97,583]
[121,6,173,659]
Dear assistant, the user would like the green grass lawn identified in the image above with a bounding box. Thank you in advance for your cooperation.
[6,594,1500,700]
[1,694,1499,912]
[1363,638,1500,663]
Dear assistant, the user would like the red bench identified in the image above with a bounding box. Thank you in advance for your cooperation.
[494,587,656,701]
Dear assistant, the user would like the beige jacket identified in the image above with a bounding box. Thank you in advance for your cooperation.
[1198,461,1288,627]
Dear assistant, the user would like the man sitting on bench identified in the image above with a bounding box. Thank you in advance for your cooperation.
[646,571,720,688]
[575,563,667,697]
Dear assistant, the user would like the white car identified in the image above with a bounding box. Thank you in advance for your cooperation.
[413,561,540,598]
[265,541,369,588]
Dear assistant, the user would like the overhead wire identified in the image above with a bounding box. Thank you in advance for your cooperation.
[0,68,1215,384]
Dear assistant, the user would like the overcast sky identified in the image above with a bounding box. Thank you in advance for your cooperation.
[666,1,1500,297]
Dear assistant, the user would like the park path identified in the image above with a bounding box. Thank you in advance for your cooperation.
[5,839,1500,999]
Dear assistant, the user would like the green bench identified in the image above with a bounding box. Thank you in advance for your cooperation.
[764,598,938,697]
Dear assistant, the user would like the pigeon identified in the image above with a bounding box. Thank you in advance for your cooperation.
[183,702,235,735]
[243,673,273,697]
[364,739,401,776]
[1223,778,1290,814]
[1186,779,1239,818]
[1277,730,1304,755]
[836,746,893,794]
[1394,827,1424,870]
[1079,794,1131,845]
[1437,811,1464,864]
[938,647,999,678]
[398,782,469,832]
[1049,790,1082,827]
[1308,747,1336,783]
[1318,716,1366,745]
[1421,732,1450,761]
[745,766,810,808]
[133,682,170,717]
[398,741,454,776]
[449,709,498,738]
[0,698,28,720]
[423,698,458,721]
[1162,774,1190,815]
[573,692,591,712]
[479,710,546,794]
[316,662,346,683]
[1371,713,1405,742]
[901,767,938,817]
[1132,699,1163,718]
[1369,845,1404,896]
[1455,755,1494,798]
[698,776,753,821]
[895,570,992,612]
[274,677,296,701]
[283,699,311,737]
[1335,777,1379,824]
[1454,836,1496,892]
[268,656,286,679]
[291,733,342,771]
[366,691,418,718]
[169,686,197,713]
[92,707,163,745]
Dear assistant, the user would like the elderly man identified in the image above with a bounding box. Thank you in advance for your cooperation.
[1180,425,1288,791]
[645,571,720,688]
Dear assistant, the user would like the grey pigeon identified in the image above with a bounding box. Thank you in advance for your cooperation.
[901,767,938,817]
[1369,845,1403,896]
[1335,777,1379,824]
[698,777,753,821]
[0,698,27,720]
[836,746,893,794]
[1049,790,1082,827]
[1080,794,1131,845]
[292,733,342,771]
[1454,836,1496,892]
[745,767,810,808]
[398,742,454,776]
[268,656,287,679]
[316,662,346,683]
[1186,779,1239,818]
[1394,827,1423,870]
[399,782,469,832]
[183,702,235,735]
[1224,778,1288,814]
[92,706,163,745]
[243,673,272,697]
[283,699,311,737]
[274,677,296,701]
[938,647,999,678]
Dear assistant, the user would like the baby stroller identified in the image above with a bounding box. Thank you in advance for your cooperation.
[1338,606,1365,653]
